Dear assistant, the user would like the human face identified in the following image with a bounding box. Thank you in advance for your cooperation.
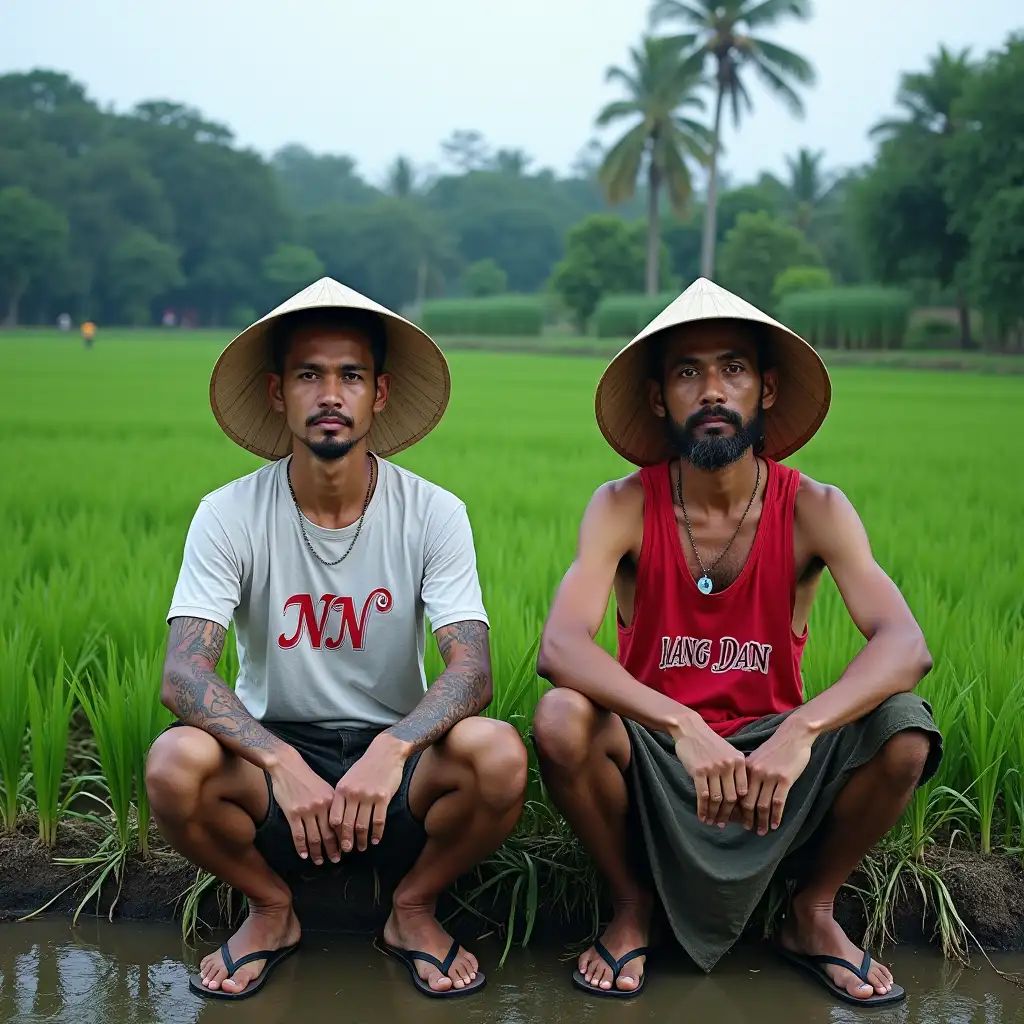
[649,322,778,471]
[268,328,390,462]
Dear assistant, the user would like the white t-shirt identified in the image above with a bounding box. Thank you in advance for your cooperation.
[166,455,489,729]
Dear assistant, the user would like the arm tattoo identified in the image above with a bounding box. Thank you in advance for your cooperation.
[163,617,283,756]
[385,620,492,751]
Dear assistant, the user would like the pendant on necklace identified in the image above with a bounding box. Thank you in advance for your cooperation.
[697,575,714,595]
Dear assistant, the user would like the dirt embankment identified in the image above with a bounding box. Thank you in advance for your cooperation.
[2,823,1023,954]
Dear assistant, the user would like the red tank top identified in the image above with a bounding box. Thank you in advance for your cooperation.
[617,458,808,737]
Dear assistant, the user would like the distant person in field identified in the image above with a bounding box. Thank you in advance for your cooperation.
[533,278,941,1007]
[146,277,526,1001]
[81,320,96,348]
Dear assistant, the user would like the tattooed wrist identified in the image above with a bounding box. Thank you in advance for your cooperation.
[163,616,283,761]
[385,619,492,752]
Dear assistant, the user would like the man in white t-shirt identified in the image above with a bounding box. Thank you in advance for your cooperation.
[145,278,527,1002]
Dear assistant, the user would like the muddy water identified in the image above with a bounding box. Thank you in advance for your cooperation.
[1,921,1022,1024]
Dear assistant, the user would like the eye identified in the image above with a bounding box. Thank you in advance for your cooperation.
[725,362,745,374]
[343,372,362,382]
[299,371,318,380]
[679,367,699,378]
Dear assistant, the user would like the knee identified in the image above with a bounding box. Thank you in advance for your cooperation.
[878,729,932,791]
[448,718,528,813]
[531,687,595,770]
[145,727,221,822]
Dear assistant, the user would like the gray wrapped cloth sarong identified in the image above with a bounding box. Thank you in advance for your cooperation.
[623,691,942,972]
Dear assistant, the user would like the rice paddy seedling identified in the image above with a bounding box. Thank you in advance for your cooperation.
[592,293,680,338]
[73,643,137,852]
[27,657,79,848]
[0,626,36,829]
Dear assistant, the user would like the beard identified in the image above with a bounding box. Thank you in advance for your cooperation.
[300,413,362,462]
[666,402,765,471]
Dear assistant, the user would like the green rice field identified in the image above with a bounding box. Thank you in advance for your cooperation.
[1,330,1022,954]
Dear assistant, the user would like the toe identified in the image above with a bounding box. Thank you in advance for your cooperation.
[616,972,639,991]
[868,963,891,993]
[428,968,453,992]
[846,975,875,1000]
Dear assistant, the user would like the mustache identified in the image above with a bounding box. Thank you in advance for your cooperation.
[307,412,354,428]
[684,405,743,431]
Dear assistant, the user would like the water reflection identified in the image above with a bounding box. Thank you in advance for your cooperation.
[0,920,1020,1024]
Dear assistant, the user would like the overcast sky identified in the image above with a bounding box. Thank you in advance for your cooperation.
[2,0,1020,188]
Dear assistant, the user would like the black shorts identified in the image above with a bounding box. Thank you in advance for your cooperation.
[165,720,427,881]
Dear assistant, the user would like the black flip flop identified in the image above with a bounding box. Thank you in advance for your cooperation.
[374,935,487,997]
[187,941,300,1000]
[777,945,906,1007]
[571,940,648,998]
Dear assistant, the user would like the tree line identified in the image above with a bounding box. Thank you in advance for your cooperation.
[0,11,1021,347]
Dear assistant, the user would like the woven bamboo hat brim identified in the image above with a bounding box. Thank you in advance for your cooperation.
[209,277,451,461]
[595,277,831,466]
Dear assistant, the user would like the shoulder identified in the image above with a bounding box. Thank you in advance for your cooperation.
[793,471,867,552]
[577,470,645,555]
[380,458,466,523]
[195,461,282,532]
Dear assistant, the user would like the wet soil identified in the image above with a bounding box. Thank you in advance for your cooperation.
[2,823,1023,957]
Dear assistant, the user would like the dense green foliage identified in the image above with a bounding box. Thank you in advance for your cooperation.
[1,27,1022,347]
[777,287,913,350]
[418,297,546,337]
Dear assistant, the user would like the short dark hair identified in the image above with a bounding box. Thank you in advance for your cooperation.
[648,319,775,383]
[268,307,388,379]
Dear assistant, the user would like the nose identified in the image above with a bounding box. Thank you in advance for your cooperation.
[699,367,727,407]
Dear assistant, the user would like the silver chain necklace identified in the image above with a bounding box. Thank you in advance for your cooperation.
[676,457,761,595]
[286,454,375,567]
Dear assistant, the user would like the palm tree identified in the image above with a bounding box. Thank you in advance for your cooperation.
[385,156,416,198]
[869,46,977,348]
[784,148,835,231]
[650,0,815,279]
[597,36,713,294]
[870,45,974,140]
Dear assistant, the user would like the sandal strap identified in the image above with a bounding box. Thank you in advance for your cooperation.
[231,948,280,971]
[594,941,648,977]
[808,953,872,983]
[219,943,235,977]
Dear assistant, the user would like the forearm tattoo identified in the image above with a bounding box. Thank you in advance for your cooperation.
[164,617,282,754]
[386,620,492,750]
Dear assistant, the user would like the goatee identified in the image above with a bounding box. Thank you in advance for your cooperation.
[302,436,357,461]
[667,403,765,471]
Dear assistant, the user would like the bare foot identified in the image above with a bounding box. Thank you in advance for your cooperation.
[577,897,651,993]
[383,901,479,993]
[198,901,300,996]
[780,895,894,1000]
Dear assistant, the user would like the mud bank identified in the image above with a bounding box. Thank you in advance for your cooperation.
[2,823,1023,955]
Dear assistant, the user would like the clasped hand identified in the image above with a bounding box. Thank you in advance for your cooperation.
[269,738,407,865]
[675,720,814,836]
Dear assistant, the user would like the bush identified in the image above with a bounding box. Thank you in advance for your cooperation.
[461,259,508,298]
[419,296,545,337]
[776,287,913,350]
[905,313,961,350]
[592,293,679,339]
[772,266,834,305]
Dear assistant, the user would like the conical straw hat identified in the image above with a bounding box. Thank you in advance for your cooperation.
[210,277,451,461]
[595,278,831,466]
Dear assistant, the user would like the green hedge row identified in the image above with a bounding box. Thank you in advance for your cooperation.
[591,293,680,339]
[418,297,545,337]
[776,287,913,350]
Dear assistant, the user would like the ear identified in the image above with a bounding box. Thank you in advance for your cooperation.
[647,378,667,420]
[760,367,779,412]
[373,372,392,415]
[268,372,285,414]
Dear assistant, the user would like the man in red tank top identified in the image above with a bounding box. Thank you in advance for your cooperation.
[533,279,941,1007]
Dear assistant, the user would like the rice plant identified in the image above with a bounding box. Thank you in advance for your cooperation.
[0,626,36,829]
[27,657,79,847]
[419,296,546,337]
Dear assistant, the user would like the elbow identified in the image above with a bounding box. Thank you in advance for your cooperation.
[477,673,494,713]
[915,638,934,680]
[536,629,565,684]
